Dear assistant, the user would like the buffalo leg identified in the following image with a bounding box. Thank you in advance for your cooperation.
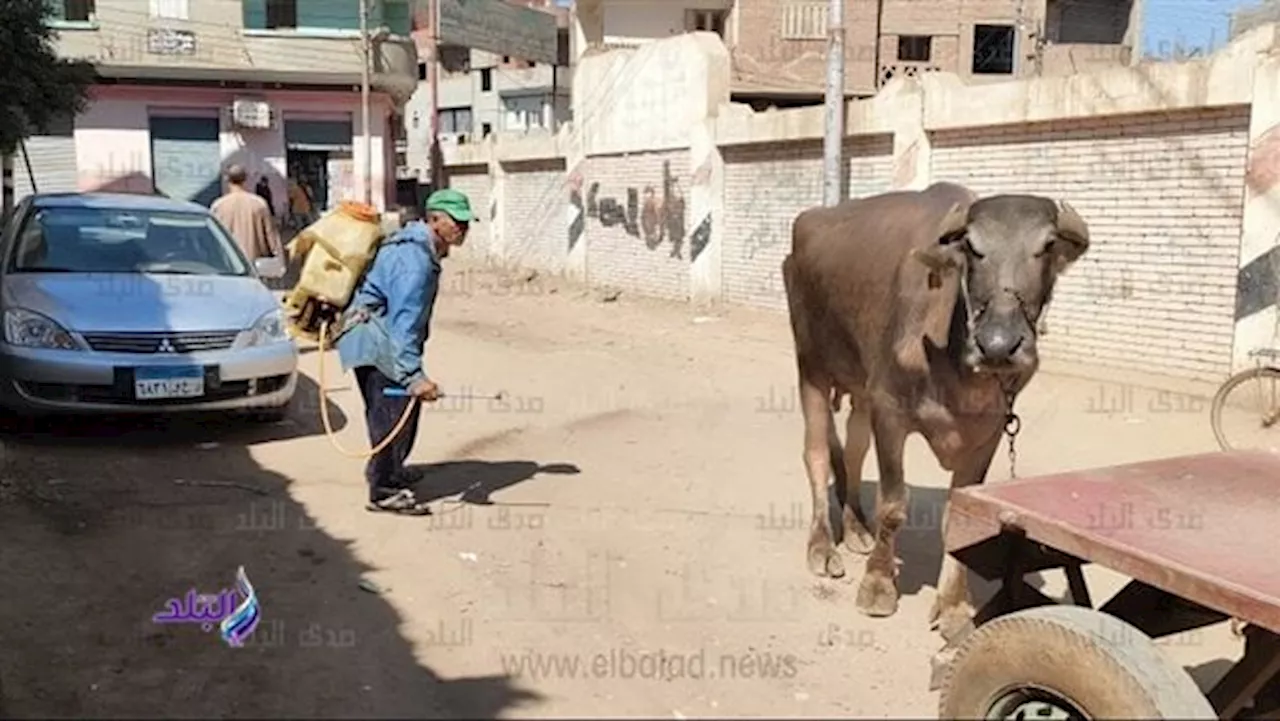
[799,373,845,578]
[929,431,1001,636]
[856,408,909,617]
[838,399,875,554]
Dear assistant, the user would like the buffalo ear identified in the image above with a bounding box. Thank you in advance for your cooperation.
[910,201,970,277]
[910,245,959,275]
[1053,200,1089,265]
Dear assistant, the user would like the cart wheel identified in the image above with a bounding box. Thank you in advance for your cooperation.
[1211,366,1280,452]
[938,606,1215,719]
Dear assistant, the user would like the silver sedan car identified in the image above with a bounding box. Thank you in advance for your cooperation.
[0,192,297,419]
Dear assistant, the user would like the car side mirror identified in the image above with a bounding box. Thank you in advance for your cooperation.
[255,256,286,280]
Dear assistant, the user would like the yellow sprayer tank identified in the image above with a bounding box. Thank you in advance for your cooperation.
[281,201,384,343]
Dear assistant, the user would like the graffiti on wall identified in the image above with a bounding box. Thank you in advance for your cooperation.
[574,159,688,259]
[568,167,586,252]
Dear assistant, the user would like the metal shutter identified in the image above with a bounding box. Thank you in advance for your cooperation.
[13,126,79,202]
[150,115,222,207]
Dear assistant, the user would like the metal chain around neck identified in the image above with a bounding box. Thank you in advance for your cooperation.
[1001,377,1022,479]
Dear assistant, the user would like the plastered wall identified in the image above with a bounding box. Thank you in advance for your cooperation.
[444,26,1280,383]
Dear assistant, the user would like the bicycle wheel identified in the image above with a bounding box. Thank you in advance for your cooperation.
[1210,366,1280,452]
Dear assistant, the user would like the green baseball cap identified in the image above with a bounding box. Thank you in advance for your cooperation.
[425,188,474,223]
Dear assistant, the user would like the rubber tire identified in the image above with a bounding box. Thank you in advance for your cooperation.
[1211,366,1280,451]
[938,605,1215,719]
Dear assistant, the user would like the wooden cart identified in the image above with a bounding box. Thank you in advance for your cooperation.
[931,450,1280,719]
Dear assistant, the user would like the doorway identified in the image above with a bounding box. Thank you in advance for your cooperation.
[283,118,354,213]
[286,149,329,213]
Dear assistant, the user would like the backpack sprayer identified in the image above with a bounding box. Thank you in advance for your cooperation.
[281,202,502,458]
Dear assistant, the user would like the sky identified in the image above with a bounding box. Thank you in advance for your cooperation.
[1141,0,1259,56]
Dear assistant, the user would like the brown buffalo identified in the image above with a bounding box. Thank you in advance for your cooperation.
[781,182,1089,634]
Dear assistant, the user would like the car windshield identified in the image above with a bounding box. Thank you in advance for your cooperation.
[9,206,251,276]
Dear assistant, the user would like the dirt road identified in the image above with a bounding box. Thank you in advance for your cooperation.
[0,262,1245,718]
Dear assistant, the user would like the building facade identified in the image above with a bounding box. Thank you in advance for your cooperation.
[571,0,1142,103]
[399,0,569,189]
[16,0,419,214]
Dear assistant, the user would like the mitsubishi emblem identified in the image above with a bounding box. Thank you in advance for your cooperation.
[157,337,177,353]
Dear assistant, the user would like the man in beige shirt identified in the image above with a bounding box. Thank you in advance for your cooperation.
[211,164,284,262]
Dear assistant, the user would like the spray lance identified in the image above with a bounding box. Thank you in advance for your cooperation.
[382,388,506,401]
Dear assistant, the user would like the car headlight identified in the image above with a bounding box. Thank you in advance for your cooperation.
[245,309,289,346]
[3,308,81,350]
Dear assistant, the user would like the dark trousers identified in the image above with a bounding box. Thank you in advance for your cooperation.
[355,366,422,498]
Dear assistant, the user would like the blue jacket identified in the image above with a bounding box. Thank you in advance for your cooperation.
[335,221,441,387]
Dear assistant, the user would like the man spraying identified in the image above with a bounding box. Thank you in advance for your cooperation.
[335,189,473,515]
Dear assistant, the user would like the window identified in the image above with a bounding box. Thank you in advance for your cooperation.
[11,208,248,276]
[685,9,726,37]
[149,0,188,20]
[503,97,546,131]
[418,62,427,81]
[412,112,420,129]
[480,69,493,92]
[48,0,94,22]
[438,108,473,135]
[265,0,297,30]
[481,122,492,137]
[503,55,510,63]
[897,35,931,62]
[972,24,1015,74]
[780,2,826,40]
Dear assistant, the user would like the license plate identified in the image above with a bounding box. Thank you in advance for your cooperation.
[134,366,205,400]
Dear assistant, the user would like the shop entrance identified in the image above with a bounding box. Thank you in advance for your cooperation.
[283,118,354,217]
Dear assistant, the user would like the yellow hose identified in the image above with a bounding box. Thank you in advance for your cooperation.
[316,318,419,459]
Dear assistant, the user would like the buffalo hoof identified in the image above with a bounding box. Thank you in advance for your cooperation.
[807,535,846,578]
[855,571,898,617]
[841,508,875,554]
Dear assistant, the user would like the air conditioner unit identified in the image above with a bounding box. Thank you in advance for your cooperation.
[231,99,274,130]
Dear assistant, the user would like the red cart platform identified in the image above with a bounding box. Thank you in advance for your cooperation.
[932,450,1280,719]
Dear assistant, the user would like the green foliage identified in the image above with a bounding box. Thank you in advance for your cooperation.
[0,0,97,155]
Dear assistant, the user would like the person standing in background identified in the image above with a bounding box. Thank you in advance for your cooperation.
[288,178,314,230]
[211,164,283,263]
[254,176,275,220]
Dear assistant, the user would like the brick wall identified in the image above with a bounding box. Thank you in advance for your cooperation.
[441,29,1280,383]
[502,160,569,273]
[446,166,493,263]
[721,134,894,310]
[583,151,692,299]
[931,106,1251,380]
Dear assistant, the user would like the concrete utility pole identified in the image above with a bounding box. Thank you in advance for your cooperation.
[429,0,442,190]
[360,0,374,205]
[822,0,845,206]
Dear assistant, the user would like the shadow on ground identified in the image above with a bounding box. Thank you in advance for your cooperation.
[0,376,541,718]
[407,461,581,504]
[838,481,1045,600]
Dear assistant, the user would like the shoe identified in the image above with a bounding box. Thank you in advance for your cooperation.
[366,488,431,516]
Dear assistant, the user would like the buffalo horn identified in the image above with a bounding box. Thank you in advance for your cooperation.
[937,202,968,242]
[1056,200,1089,243]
